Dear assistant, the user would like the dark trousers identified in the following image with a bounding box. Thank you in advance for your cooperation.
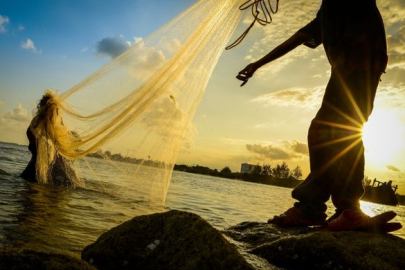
[292,66,383,215]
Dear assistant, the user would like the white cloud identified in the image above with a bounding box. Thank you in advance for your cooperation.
[374,82,405,109]
[379,0,405,27]
[387,165,400,172]
[95,35,182,81]
[246,140,308,161]
[18,25,25,31]
[255,48,308,77]
[252,86,324,109]
[378,1,405,69]
[242,0,405,74]
[285,140,309,155]
[386,25,405,68]
[140,95,196,150]
[22,38,35,49]
[0,103,31,137]
[133,36,143,44]
[21,38,41,54]
[253,120,286,129]
[128,39,167,79]
[246,143,292,160]
[0,14,10,34]
[95,35,170,80]
[242,1,321,72]
[1,102,31,123]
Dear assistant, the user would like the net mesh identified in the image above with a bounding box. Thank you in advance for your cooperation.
[31,0,245,204]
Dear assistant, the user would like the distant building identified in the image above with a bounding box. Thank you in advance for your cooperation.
[240,163,261,174]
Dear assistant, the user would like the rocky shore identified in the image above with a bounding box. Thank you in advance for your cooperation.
[2,210,405,270]
[225,222,405,270]
[0,248,96,270]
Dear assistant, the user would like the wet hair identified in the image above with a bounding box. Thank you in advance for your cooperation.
[37,95,51,109]
[35,90,56,119]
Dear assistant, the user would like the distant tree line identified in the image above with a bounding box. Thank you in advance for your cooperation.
[87,150,166,167]
[259,162,303,179]
[87,149,304,189]
[174,162,304,189]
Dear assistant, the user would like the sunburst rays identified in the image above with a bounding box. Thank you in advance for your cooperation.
[310,71,372,179]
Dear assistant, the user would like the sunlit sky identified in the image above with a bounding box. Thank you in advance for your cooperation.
[1,0,405,193]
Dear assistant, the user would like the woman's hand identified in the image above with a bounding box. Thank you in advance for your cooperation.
[236,63,259,87]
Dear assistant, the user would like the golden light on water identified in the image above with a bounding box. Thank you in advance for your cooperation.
[362,108,405,165]
[360,200,379,216]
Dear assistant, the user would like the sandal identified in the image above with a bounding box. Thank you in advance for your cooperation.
[268,207,327,227]
[327,210,402,232]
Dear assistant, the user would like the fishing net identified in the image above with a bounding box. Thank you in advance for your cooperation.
[30,0,279,204]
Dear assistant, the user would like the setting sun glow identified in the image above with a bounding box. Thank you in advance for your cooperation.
[362,108,405,165]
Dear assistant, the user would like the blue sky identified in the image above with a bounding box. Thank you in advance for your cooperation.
[2,0,405,192]
[0,0,197,109]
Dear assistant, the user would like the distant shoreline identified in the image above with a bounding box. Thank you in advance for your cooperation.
[175,166,301,188]
[2,140,404,203]
[0,141,27,147]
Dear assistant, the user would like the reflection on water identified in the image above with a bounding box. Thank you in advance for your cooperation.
[167,171,405,239]
[0,175,163,257]
[361,200,385,216]
[0,141,404,259]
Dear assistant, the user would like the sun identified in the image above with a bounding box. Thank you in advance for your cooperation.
[362,108,405,166]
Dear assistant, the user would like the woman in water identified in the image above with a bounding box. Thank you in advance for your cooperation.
[20,90,80,187]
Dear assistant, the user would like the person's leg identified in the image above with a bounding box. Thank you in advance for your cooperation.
[291,67,378,219]
[291,107,341,221]
[329,68,382,216]
[330,140,364,216]
[291,67,352,211]
[268,112,335,225]
[269,72,342,225]
[270,68,382,226]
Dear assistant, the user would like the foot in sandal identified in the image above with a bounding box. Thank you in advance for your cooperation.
[268,207,327,227]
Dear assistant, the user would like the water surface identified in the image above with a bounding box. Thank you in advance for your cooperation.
[1,141,404,259]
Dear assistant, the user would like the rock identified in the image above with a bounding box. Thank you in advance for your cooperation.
[0,248,96,270]
[82,210,254,270]
[224,222,405,270]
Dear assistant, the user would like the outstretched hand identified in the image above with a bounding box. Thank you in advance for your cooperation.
[236,63,259,87]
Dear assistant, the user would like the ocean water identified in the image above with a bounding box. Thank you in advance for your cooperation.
[1,141,404,260]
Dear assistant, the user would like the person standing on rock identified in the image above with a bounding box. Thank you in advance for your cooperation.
[237,0,401,231]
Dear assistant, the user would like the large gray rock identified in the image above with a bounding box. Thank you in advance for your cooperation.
[82,210,254,270]
[225,222,405,270]
[0,248,96,270]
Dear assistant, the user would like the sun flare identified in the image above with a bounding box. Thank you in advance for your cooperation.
[362,108,405,165]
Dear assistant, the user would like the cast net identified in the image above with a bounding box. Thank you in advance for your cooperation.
[31,0,278,204]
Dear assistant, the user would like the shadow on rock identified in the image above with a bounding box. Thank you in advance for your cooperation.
[224,222,405,270]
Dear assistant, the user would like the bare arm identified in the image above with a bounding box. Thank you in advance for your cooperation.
[237,31,313,86]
